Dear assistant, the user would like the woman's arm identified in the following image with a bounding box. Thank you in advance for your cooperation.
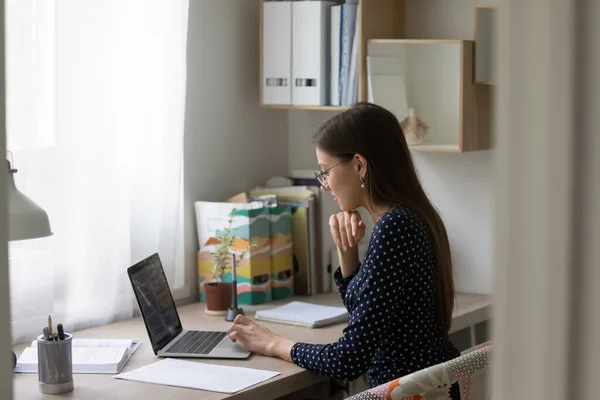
[269,336,295,362]
[229,222,403,380]
[337,246,359,278]
[329,211,367,307]
[228,211,415,380]
[289,212,416,381]
[227,315,296,362]
[329,211,365,277]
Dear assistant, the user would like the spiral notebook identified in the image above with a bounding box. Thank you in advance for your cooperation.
[255,301,348,328]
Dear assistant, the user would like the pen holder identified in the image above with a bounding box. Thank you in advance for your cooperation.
[36,333,74,395]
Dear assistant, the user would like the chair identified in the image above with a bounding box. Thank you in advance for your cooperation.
[345,341,491,400]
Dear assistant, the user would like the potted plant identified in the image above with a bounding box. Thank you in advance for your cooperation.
[204,208,255,315]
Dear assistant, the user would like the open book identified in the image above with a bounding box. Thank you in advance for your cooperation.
[255,301,348,328]
[14,338,142,374]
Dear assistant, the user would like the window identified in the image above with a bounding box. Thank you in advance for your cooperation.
[6,0,189,343]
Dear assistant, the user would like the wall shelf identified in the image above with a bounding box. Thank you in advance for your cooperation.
[474,6,497,85]
[410,144,461,153]
[260,104,348,112]
[367,39,490,152]
[259,0,405,110]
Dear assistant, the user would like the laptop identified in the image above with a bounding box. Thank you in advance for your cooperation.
[127,253,251,359]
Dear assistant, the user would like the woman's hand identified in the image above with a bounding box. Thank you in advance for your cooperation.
[329,211,366,251]
[330,211,366,277]
[227,315,295,362]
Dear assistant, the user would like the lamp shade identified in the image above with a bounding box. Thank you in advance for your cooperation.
[6,160,52,241]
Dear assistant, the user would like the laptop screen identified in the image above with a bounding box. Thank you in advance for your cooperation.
[127,253,183,354]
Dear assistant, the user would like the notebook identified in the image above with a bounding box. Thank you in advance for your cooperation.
[114,358,280,394]
[14,338,142,374]
[255,301,348,328]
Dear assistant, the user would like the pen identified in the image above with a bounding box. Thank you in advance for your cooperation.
[53,332,58,341]
[43,327,50,341]
[47,315,53,337]
[57,324,65,340]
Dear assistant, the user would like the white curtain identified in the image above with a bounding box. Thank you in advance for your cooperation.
[491,1,600,399]
[5,0,188,344]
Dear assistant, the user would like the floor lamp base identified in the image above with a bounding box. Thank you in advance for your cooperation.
[225,306,245,322]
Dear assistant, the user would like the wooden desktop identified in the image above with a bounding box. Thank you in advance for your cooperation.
[13,292,491,399]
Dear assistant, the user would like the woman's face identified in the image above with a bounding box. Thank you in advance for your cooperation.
[316,148,365,212]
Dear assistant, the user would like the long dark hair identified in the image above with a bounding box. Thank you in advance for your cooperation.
[312,102,455,332]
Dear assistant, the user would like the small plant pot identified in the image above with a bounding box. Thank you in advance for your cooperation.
[204,282,233,316]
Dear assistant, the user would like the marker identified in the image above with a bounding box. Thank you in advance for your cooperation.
[42,327,50,341]
[57,324,65,341]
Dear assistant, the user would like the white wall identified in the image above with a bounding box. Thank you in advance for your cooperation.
[183,1,289,300]
[287,0,496,294]
[0,0,14,396]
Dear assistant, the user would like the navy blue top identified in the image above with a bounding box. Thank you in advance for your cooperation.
[290,206,460,387]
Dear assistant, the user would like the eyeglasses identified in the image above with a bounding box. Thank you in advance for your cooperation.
[314,161,344,189]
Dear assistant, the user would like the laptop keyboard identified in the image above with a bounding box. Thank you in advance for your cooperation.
[166,331,227,355]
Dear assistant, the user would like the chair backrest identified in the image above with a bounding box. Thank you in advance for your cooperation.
[346,341,492,400]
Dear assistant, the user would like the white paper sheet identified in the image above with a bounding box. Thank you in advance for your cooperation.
[113,359,280,393]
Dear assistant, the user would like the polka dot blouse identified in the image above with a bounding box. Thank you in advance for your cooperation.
[290,206,460,388]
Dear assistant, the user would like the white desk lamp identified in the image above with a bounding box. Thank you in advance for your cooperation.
[6,157,53,369]
[7,159,52,240]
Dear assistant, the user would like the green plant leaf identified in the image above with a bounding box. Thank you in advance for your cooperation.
[210,206,243,282]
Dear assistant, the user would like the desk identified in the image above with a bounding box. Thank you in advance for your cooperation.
[13,292,491,399]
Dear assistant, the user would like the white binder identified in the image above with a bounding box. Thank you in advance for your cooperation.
[339,2,358,105]
[345,9,360,106]
[291,1,332,106]
[329,4,341,106]
[262,1,292,105]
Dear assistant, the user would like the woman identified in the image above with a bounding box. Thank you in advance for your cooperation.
[228,102,461,392]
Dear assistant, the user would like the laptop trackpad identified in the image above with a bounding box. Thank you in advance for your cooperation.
[219,335,243,349]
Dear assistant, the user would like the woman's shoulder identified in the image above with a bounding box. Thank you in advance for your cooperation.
[365,205,434,274]
[372,205,429,241]
[376,205,421,228]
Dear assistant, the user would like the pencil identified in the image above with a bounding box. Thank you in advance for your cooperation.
[48,315,52,337]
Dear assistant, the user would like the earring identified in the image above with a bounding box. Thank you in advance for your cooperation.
[360,177,365,188]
